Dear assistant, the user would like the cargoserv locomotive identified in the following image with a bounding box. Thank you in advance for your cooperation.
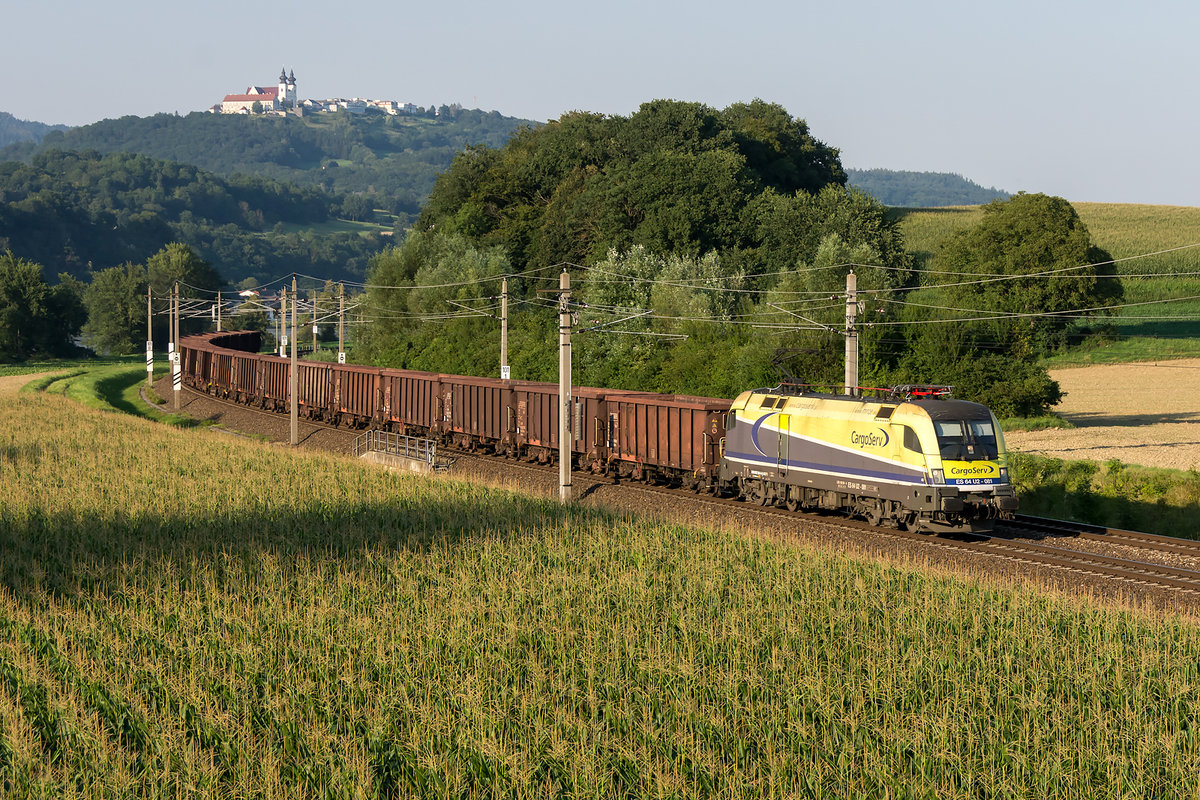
[720,384,1018,532]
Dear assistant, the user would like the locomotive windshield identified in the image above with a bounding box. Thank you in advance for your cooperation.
[934,419,999,461]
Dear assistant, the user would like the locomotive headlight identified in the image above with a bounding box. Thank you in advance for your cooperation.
[931,469,945,484]
[999,467,1008,482]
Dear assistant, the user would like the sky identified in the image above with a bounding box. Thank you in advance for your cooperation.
[4,0,1198,206]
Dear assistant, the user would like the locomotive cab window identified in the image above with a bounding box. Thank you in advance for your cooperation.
[903,426,922,453]
[935,419,999,460]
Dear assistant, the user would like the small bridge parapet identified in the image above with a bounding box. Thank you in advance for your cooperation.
[354,430,455,474]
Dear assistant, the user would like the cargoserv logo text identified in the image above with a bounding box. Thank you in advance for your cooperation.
[850,429,889,449]
[947,463,997,477]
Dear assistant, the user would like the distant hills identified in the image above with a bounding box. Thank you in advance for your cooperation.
[1,110,1012,213]
[847,168,1010,207]
[0,149,384,285]
[0,111,70,149]
[0,110,534,224]
[0,107,1014,285]
[0,109,535,285]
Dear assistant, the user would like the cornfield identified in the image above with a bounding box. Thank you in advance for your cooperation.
[1,388,1198,798]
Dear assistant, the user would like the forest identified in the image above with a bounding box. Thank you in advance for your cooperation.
[0,111,68,149]
[0,150,384,285]
[846,168,1010,207]
[0,108,533,222]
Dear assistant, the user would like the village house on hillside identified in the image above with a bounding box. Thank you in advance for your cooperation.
[213,69,417,116]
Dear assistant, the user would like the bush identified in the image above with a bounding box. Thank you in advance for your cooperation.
[943,354,1063,418]
[895,349,1063,418]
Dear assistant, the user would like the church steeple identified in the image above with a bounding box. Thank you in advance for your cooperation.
[279,67,297,109]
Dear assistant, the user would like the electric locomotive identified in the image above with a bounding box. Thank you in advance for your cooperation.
[720,384,1018,531]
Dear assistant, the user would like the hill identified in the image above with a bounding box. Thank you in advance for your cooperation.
[0,111,70,149]
[0,109,534,224]
[848,168,1010,206]
[0,149,386,285]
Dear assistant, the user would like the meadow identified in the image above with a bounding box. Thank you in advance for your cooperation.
[2,380,1198,798]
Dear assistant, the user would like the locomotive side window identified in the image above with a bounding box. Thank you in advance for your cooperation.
[903,426,922,453]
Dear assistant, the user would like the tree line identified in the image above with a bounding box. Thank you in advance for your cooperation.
[360,100,1121,417]
[847,168,1011,207]
[0,243,232,361]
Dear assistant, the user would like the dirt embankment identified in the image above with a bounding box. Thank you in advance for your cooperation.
[1004,360,1200,470]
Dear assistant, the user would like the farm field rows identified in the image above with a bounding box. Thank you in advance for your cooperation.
[2,377,1199,797]
[1004,359,1200,471]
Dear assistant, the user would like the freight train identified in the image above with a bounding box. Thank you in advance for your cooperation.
[179,330,1018,532]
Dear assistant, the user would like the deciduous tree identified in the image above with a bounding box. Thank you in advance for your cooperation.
[934,193,1122,356]
[0,251,85,359]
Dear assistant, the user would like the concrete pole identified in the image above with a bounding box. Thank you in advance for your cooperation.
[558,269,572,504]
[338,283,345,364]
[844,270,858,396]
[290,276,299,446]
[146,288,153,386]
[216,290,222,332]
[172,284,181,411]
[500,277,508,379]
[278,288,285,356]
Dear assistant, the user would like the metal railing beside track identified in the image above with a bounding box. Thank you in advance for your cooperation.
[354,430,454,472]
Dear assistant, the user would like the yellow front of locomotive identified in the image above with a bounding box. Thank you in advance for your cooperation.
[902,400,1019,525]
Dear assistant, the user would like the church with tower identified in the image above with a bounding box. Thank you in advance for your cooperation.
[214,69,414,116]
[218,68,297,114]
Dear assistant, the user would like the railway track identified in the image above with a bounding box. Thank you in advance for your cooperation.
[584,472,1200,595]
[174,382,1200,600]
[1003,514,1200,559]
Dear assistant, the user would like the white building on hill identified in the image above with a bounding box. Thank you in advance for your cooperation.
[213,68,420,117]
[219,69,297,114]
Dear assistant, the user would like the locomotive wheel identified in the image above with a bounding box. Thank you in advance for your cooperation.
[784,491,799,512]
[744,478,768,506]
[867,500,886,526]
